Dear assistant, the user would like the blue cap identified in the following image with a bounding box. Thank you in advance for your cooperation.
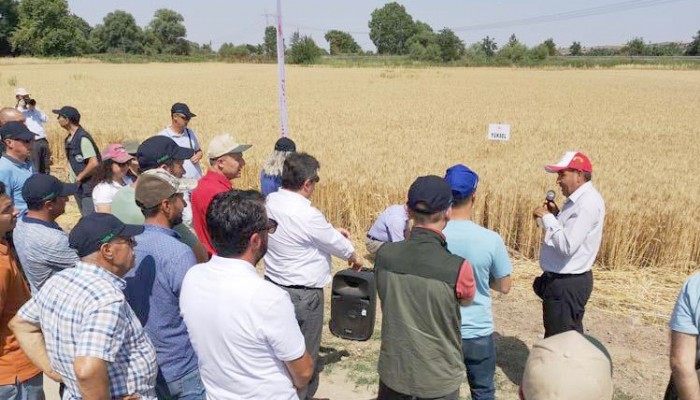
[69,213,144,257]
[444,164,479,199]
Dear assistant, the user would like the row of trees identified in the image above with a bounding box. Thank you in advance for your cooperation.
[0,0,698,61]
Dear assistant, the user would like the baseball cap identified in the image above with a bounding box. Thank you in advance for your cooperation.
[102,143,133,164]
[171,103,196,119]
[0,121,35,141]
[444,164,479,199]
[69,213,144,258]
[520,331,613,400]
[135,169,197,209]
[274,137,296,152]
[207,134,252,159]
[407,175,453,214]
[137,136,194,171]
[122,140,140,156]
[545,151,592,173]
[22,174,77,205]
[51,106,81,124]
[14,88,29,96]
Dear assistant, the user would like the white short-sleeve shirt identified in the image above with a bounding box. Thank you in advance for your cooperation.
[92,180,125,207]
[180,256,306,400]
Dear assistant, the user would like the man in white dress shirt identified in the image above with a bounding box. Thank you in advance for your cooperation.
[533,151,605,338]
[181,190,313,400]
[264,152,363,399]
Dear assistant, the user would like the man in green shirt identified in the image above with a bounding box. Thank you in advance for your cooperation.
[54,106,100,216]
[111,136,208,263]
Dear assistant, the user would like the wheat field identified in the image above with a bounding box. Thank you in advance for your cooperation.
[2,61,699,271]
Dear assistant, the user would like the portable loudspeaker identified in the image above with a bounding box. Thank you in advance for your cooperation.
[329,268,376,341]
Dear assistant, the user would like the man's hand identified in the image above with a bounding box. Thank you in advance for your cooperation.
[336,228,350,238]
[46,369,63,383]
[191,150,203,164]
[533,204,550,219]
[347,253,363,271]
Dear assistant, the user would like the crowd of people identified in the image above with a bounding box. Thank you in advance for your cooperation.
[0,88,696,400]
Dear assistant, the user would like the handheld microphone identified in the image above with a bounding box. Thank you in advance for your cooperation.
[537,190,558,228]
[546,190,556,202]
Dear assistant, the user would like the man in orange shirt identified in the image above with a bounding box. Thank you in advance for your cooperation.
[0,181,46,400]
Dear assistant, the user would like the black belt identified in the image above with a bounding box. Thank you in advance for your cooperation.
[264,276,319,290]
[366,234,383,241]
[543,270,591,279]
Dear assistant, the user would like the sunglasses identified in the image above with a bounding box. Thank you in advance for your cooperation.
[175,113,191,121]
[311,175,320,183]
[257,218,278,234]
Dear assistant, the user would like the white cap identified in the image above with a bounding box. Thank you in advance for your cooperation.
[207,134,252,159]
[15,88,29,96]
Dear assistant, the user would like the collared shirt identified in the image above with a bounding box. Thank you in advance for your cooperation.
[0,154,33,214]
[20,108,48,140]
[367,204,408,243]
[124,225,199,383]
[13,216,79,294]
[18,262,157,400]
[191,170,232,255]
[444,220,513,339]
[540,182,606,274]
[157,127,202,179]
[264,189,355,288]
[180,256,306,400]
[670,272,700,362]
[0,241,41,385]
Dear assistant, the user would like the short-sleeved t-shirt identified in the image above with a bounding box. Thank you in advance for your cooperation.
[68,137,98,182]
[92,181,125,207]
[670,272,700,361]
[444,220,513,339]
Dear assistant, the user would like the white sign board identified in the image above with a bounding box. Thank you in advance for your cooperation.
[487,123,511,141]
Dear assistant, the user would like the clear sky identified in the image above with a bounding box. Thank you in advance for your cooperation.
[67,0,699,51]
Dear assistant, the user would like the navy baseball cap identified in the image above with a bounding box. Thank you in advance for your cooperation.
[444,164,479,199]
[0,121,35,141]
[22,174,77,205]
[274,137,296,152]
[407,175,453,214]
[137,136,194,171]
[171,103,196,118]
[51,106,81,123]
[69,213,144,257]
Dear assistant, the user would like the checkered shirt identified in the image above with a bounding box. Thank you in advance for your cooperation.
[18,261,157,399]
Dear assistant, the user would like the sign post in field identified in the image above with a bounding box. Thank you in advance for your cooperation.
[276,0,289,138]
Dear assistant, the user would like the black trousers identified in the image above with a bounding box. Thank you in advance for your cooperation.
[377,381,459,400]
[533,270,593,338]
[31,138,50,174]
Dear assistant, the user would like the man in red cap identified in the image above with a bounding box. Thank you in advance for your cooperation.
[533,151,605,338]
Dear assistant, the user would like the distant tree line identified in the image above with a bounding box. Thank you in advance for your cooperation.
[0,0,698,63]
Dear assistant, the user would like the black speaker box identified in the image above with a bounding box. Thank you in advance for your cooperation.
[329,268,377,341]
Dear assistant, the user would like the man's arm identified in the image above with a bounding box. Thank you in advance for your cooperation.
[74,356,110,400]
[307,209,355,261]
[9,315,62,382]
[489,275,512,294]
[670,330,700,400]
[540,206,599,257]
[76,157,99,182]
[190,149,203,164]
[284,352,314,389]
[456,260,476,306]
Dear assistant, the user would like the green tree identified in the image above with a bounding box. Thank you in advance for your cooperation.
[435,28,464,62]
[569,41,582,56]
[407,30,440,62]
[263,25,277,58]
[146,8,188,55]
[90,10,144,54]
[288,31,322,64]
[480,36,497,56]
[324,30,362,55]
[499,34,528,62]
[11,0,90,56]
[0,0,19,55]
[624,37,646,56]
[529,44,549,61]
[543,38,557,56]
[685,30,700,56]
[368,2,416,55]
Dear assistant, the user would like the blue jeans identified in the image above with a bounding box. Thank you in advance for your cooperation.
[155,369,205,400]
[462,334,496,400]
[0,374,45,400]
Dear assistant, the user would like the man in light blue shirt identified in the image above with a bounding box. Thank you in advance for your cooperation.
[124,169,204,400]
[443,164,512,400]
[365,204,409,260]
[668,273,700,399]
[0,122,34,214]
